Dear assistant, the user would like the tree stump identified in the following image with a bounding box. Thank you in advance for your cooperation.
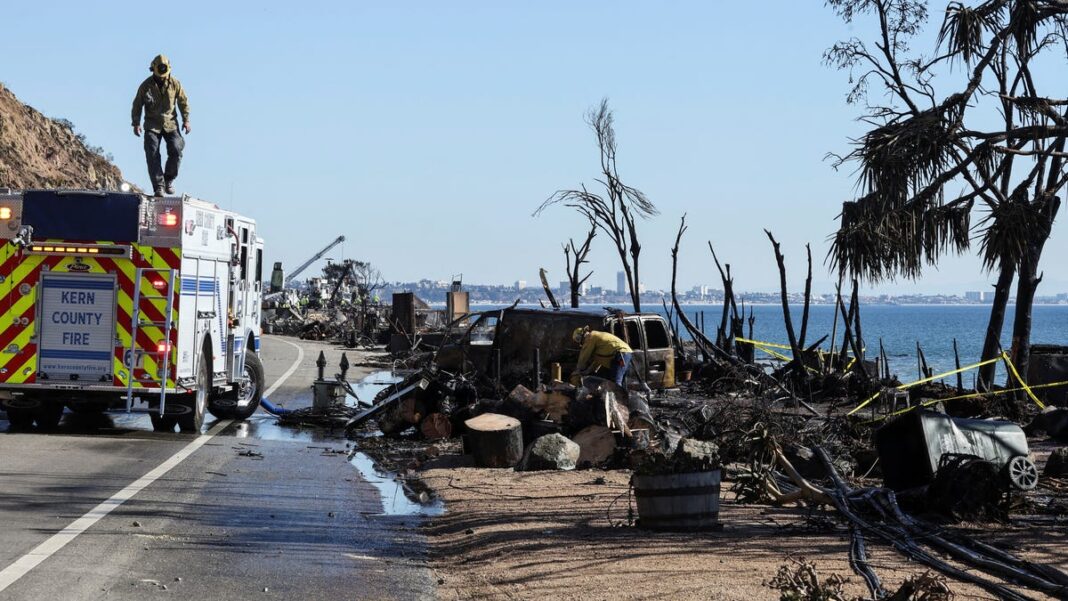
[420,413,453,441]
[464,413,523,468]
[572,425,617,466]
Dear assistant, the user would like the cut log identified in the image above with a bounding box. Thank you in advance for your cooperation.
[420,413,453,441]
[509,383,575,422]
[572,425,617,466]
[464,413,523,468]
[378,396,427,436]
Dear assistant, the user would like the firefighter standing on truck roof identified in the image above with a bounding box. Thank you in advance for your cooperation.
[131,54,190,197]
[571,326,633,387]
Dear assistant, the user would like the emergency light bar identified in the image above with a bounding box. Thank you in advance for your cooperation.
[28,244,130,257]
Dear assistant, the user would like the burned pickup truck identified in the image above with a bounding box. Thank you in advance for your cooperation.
[436,308,675,392]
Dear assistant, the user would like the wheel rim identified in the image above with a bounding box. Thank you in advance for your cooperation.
[195,362,208,419]
[1008,457,1038,491]
[236,364,257,408]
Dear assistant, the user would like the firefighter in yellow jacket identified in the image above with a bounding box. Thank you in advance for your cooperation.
[131,54,191,196]
[571,326,633,387]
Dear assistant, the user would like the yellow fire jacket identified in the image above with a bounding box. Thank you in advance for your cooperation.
[577,330,633,372]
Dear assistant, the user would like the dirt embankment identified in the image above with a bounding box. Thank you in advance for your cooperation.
[0,83,128,190]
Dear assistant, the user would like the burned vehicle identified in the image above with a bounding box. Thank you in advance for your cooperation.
[436,307,675,392]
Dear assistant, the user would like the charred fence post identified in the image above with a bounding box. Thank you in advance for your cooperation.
[532,347,541,389]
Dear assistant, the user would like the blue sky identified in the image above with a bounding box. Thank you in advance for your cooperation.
[2,1,1065,296]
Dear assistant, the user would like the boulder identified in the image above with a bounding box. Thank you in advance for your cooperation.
[517,433,580,471]
[675,438,720,471]
[1026,407,1068,440]
[1044,447,1068,477]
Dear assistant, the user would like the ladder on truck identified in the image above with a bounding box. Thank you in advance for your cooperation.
[125,268,177,414]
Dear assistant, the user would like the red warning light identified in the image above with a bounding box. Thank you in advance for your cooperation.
[158,210,179,227]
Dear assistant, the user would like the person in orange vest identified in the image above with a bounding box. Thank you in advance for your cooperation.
[571,326,633,387]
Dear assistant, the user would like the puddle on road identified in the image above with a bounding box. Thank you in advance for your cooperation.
[349,451,445,517]
[243,368,444,517]
[2,368,444,517]
[221,370,405,443]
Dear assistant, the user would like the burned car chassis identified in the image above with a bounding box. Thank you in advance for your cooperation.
[435,307,675,394]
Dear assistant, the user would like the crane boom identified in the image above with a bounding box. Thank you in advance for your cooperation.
[285,235,346,285]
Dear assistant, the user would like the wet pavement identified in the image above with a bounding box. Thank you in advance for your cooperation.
[0,336,435,600]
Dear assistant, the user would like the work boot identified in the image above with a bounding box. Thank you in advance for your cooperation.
[153,186,164,197]
[164,181,175,195]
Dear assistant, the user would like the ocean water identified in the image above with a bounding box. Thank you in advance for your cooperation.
[471,303,1068,385]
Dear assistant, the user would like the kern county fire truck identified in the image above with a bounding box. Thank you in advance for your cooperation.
[0,189,265,433]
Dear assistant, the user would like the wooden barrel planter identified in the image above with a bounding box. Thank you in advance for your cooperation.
[632,470,721,531]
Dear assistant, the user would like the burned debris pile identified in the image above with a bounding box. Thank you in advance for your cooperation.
[261,225,1068,597]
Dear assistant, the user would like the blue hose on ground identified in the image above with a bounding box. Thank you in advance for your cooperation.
[259,397,295,416]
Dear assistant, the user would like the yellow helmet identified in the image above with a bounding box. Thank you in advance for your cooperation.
[150,54,172,77]
[572,327,588,344]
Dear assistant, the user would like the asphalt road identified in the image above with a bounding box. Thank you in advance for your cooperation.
[0,336,434,600]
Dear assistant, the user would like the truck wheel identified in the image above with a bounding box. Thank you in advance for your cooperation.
[3,398,39,430]
[2,397,35,431]
[35,402,64,431]
[209,353,264,420]
[149,412,178,433]
[178,354,209,433]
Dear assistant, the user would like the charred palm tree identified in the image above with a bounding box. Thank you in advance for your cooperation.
[825,0,1067,390]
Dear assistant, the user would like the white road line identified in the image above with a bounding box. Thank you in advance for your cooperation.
[263,336,304,399]
[0,338,306,594]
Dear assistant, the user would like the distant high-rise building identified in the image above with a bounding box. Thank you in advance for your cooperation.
[515,280,527,290]
[616,271,626,295]
[964,290,984,302]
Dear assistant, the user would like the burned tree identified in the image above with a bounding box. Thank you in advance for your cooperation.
[825,0,1068,388]
[536,98,659,312]
[562,222,596,309]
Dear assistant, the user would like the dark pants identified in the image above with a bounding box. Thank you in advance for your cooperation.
[144,129,184,188]
[608,352,633,388]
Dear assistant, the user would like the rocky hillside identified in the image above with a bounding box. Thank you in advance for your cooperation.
[0,83,128,190]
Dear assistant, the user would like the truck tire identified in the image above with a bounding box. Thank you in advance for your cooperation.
[178,353,209,433]
[149,412,178,432]
[2,398,36,430]
[35,402,64,431]
[208,353,264,421]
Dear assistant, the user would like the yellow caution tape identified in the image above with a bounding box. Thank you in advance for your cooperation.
[847,355,1004,416]
[736,337,793,351]
[866,379,1068,424]
[1002,352,1046,410]
[755,345,792,363]
[741,340,823,375]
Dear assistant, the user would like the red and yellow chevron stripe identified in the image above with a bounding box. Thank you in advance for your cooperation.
[0,240,181,391]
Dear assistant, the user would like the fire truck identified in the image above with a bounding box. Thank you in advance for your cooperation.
[0,189,265,433]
